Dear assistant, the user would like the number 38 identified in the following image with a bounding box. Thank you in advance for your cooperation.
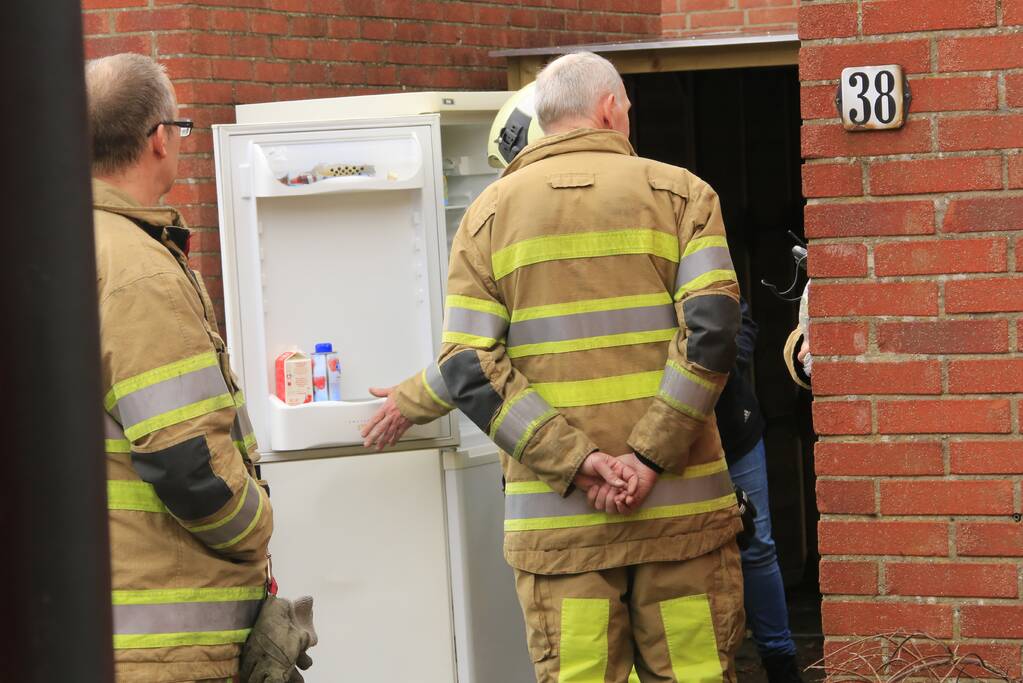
[839,65,906,130]
[847,69,898,125]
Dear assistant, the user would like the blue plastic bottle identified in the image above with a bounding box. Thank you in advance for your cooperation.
[312,342,342,402]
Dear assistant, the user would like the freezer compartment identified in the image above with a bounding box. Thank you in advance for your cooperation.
[267,395,442,451]
[251,132,424,197]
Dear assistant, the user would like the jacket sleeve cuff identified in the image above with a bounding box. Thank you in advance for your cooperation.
[635,452,664,474]
[627,399,702,472]
[783,327,811,390]
[519,415,598,498]
[394,373,452,425]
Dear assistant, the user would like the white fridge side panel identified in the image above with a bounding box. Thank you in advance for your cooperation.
[445,460,535,683]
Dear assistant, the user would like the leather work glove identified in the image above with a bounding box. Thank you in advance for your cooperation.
[240,594,318,683]
[734,485,758,551]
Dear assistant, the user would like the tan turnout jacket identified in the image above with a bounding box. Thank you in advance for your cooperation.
[395,130,743,575]
[94,180,272,683]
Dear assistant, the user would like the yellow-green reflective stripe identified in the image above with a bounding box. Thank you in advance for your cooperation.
[107,481,166,513]
[112,586,266,606]
[511,292,672,323]
[504,459,728,494]
[661,593,724,683]
[211,488,264,550]
[503,494,735,532]
[446,294,510,320]
[666,360,716,391]
[114,628,251,650]
[682,235,728,259]
[442,331,501,348]
[421,368,455,410]
[104,352,220,412]
[680,459,728,478]
[243,433,257,450]
[511,407,558,461]
[508,329,676,359]
[559,598,610,683]
[122,393,235,441]
[106,438,131,454]
[628,668,641,683]
[505,480,555,495]
[492,229,680,280]
[533,370,662,408]
[659,360,719,421]
[674,269,737,301]
[489,389,533,441]
[659,392,708,421]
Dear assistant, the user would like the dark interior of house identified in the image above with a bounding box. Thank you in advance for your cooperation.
[625,65,822,673]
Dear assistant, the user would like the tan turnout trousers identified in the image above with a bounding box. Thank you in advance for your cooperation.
[515,543,744,683]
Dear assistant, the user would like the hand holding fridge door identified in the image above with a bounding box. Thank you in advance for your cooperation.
[361,385,413,449]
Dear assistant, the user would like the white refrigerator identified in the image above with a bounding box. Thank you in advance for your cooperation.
[213,92,535,683]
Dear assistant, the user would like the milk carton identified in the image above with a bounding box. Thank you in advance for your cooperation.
[274,350,313,405]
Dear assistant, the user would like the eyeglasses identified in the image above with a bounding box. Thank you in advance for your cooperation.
[147,120,193,138]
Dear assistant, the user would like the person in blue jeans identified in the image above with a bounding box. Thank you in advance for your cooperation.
[716,298,803,682]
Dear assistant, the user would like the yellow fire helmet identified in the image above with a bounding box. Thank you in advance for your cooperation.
[488,81,545,168]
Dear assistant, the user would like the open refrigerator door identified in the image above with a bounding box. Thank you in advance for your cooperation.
[215,115,458,682]
[216,94,534,683]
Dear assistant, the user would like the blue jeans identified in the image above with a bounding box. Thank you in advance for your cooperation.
[728,438,797,659]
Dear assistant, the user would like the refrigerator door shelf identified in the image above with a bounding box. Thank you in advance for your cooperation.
[266,394,442,451]
[251,132,424,198]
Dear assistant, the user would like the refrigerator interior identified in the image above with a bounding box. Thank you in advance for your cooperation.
[217,119,456,458]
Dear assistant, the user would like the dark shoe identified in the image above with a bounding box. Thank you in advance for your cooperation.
[762,653,804,683]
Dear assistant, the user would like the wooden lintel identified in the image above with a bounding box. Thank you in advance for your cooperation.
[505,41,799,87]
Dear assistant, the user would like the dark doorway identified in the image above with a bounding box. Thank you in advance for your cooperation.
[624,65,821,677]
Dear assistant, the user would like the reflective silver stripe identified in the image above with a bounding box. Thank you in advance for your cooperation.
[505,468,733,520]
[491,390,558,459]
[187,478,263,547]
[104,411,131,453]
[659,362,717,420]
[507,304,677,347]
[675,246,734,294]
[113,598,261,635]
[116,365,230,433]
[104,412,124,438]
[445,306,509,341]
[230,404,255,442]
[424,362,453,407]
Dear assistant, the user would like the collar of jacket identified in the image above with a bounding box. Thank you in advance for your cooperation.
[92,178,191,255]
[503,128,637,176]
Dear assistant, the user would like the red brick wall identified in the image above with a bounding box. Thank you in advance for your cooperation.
[80,0,661,324]
[661,0,798,37]
[802,0,1023,669]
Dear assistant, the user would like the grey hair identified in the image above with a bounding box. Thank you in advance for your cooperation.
[85,53,177,175]
[533,52,624,131]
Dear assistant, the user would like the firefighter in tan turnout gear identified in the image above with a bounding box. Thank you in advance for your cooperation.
[364,52,745,682]
[87,53,278,683]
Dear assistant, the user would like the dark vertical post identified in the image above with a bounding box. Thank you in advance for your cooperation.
[0,1,114,681]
